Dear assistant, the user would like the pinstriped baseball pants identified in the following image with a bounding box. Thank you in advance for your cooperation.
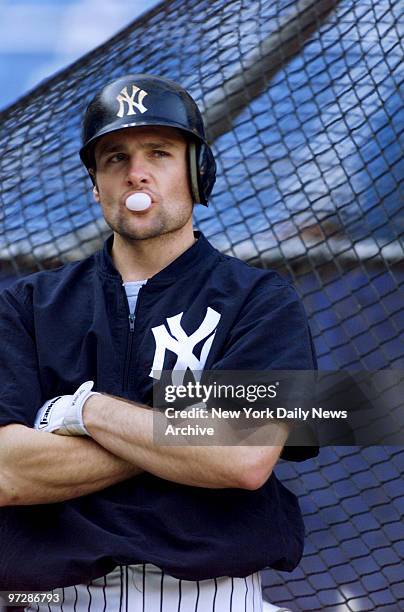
[25,563,263,611]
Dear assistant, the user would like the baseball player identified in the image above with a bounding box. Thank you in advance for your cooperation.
[0,75,318,611]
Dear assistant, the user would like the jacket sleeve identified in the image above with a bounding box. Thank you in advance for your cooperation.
[211,277,319,461]
[0,284,43,428]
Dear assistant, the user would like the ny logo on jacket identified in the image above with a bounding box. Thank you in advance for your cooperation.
[150,307,221,385]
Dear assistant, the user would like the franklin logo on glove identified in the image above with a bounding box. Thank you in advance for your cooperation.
[38,396,62,428]
[34,381,99,436]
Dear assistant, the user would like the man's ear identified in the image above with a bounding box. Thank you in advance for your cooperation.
[89,170,100,202]
[92,184,100,203]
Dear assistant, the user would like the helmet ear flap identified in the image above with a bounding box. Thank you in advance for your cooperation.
[88,168,96,186]
[189,141,202,204]
[188,141,216,206]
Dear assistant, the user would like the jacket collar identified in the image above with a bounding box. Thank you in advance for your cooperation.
[97,231,220,287]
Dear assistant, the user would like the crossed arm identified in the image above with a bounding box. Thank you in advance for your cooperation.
[0,392,288,506]
[0,422,141,506]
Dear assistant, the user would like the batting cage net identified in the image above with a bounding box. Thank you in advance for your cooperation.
[0,0,402,609]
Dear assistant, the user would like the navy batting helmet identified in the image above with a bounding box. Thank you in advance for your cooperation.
[80,74,216,205]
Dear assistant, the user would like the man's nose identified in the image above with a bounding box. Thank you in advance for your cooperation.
[126,155,149,185]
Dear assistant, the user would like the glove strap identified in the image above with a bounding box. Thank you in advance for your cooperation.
[63,381,100,436]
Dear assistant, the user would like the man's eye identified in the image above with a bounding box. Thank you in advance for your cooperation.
[152,150,169,158]
[107,153,126,163]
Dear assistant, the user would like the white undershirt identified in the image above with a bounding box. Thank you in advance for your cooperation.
[123,280,148,316]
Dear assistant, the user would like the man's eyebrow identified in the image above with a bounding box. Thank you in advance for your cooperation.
[141,140,179,148]
[95,142,123,158]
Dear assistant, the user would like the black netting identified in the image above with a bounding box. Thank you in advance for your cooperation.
[0,0,402,609]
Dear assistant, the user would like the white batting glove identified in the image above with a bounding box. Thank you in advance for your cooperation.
[34,381,99,436]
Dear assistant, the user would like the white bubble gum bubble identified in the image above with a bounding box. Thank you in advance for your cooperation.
[125,192,152,211]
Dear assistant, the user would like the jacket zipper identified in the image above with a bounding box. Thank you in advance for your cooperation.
[123,286,143,393]
[129,313,135,332]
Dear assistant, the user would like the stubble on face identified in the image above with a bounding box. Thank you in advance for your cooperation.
[106,196,193,243]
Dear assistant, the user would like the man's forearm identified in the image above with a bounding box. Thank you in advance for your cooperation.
[0,424,142,506]
[83,394,288,490]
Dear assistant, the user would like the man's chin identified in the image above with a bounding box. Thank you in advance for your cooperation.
[108,215,191,243]
[109,222,169,242]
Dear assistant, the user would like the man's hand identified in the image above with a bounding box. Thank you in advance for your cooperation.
[34,381,99,436]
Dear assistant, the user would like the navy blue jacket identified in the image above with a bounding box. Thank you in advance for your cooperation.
[0,232,317,590]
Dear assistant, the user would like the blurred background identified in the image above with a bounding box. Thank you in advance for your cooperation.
[0,0,160,110]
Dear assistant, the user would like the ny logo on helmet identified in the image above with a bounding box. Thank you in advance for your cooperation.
[116,85,148,118]
[149,307,221,386]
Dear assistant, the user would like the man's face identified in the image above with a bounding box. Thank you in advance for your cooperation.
[92,126,193,241]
